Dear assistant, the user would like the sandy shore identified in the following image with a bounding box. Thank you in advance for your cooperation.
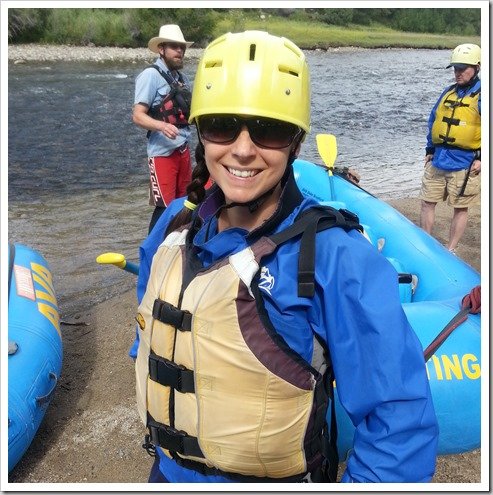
[7,197,481,485]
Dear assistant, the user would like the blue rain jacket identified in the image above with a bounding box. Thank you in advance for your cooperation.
[133,185,438,483]
[426,77,481,171]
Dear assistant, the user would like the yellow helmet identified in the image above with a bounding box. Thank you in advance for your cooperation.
[447,43,481,68]
[189,30,310,133]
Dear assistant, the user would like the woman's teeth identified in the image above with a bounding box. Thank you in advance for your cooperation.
[228,168,258,178]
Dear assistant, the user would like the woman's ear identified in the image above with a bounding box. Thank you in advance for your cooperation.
[293,142,301,158]
[291,131,305,158]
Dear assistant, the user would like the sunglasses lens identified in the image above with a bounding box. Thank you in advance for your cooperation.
[199,117,240,144]
[249,119,298,149]
[198,116,300,149]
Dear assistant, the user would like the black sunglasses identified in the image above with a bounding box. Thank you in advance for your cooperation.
[164,42,186,51]
[197,115,303,150]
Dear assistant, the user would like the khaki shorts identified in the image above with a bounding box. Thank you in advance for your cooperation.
[419,161,481,207]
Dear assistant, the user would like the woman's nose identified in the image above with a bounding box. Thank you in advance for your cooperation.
[231,126,257,158]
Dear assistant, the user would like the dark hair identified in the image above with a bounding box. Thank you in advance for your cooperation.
[164,141,210,236]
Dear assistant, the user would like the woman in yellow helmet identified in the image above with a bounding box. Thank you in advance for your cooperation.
[133,30,438,484]
[419,43,481,253]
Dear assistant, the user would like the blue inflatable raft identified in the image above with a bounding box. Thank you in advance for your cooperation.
[8,243,63,472]
[293,158,481,457]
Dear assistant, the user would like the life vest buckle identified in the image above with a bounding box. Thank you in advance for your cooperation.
[148,420,204,458]
[152,298,192,331]
[148,353,195,393]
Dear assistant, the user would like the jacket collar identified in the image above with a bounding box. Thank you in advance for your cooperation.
[196,164,304,243]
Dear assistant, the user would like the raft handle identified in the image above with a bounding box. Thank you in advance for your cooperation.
[397,273,418,295]
[35,371,58,405]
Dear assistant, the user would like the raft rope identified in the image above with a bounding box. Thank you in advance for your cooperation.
[423,285,481,362]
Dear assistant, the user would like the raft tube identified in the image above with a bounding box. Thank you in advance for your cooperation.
[293,159,481,457]
[8,243,63,472]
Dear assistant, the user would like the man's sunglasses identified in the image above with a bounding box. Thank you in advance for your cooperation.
[197,115,303,150]
[162,42,186,51]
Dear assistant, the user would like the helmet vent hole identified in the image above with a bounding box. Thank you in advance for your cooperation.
[205,60,222,68]
[249,44,256,61]
[278,65,299,77]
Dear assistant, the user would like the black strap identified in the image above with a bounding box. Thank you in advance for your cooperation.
[325,394,339,482]
[442,116,461,126]
[8,243,15,303]
[152,299,192,331]
[150,64,183,87]
[313,333,339,483]
[444,98,469,109]
[438,134,456,144]
[172,453,318,483]
[458,153,478,197]
[270,207,362,298]
[149,354,195,393]
[148,420,204,458]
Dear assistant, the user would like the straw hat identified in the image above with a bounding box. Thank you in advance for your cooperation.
[148,24,194,53]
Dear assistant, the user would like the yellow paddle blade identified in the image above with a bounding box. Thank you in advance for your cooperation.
[96,252,126,269]
[316,134,338,174]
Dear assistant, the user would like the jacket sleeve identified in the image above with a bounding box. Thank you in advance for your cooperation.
[128,198,186,359]
[314,230,439,482]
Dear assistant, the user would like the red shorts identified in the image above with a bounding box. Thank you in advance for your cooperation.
[148,145,192,207]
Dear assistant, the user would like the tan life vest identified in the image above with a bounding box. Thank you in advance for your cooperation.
[135,227,328,479]
[431,87,481,150]
[135,206,362,480]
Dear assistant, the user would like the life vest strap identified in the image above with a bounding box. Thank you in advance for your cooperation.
[444,98,469,109]
[152,298,192,331]
[149,353,195,393]
[148,419,204,458]
[270,206,362,298]
[442,116,461,126]
[438,134,456,144]
[172,453,321,483]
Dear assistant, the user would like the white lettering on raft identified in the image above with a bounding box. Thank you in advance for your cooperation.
[426,354,481,380]
[31,262,61,336]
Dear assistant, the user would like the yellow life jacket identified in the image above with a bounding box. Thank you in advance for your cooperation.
[431,87,481,150]
[135,207,362,481]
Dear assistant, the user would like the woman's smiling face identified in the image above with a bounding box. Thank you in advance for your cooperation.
[203,123,297,207]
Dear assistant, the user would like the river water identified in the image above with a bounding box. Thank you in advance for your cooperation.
[7,48,455,317]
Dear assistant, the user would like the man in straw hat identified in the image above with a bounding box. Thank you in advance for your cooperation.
[133,24,194,233]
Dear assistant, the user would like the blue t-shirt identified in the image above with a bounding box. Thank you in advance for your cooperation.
[134,57,192,157]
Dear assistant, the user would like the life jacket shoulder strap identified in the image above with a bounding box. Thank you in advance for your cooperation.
[269,206,363,298]
[148,64,183,86]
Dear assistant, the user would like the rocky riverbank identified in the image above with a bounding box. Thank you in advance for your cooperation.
[8,43,204,63]
[7,43,371,64]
